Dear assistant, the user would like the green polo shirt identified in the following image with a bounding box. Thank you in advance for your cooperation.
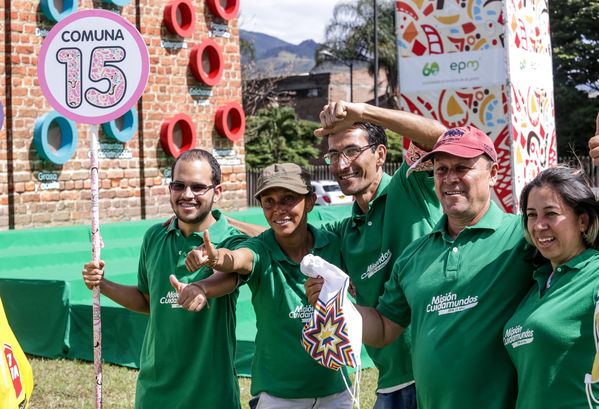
[322,162,441,390]
[135,210,244,409]
[378,202,533,409]
[240,225,349,399]
[503,248,599,408]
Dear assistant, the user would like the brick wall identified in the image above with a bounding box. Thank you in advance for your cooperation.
[0,0,246,230]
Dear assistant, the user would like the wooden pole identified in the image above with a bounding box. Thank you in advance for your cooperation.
[90,124,103,409]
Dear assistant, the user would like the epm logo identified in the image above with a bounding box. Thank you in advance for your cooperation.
[450,59,480,74]
[422,62,440,77]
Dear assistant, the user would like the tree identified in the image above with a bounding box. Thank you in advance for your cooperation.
[385,129,404,162]
[319,0,398,108]
[550,0,599,153]
[240,36,287,117]
[240,37,255,62]
[242,70,285,117]
[245,107,320,168]
[241,39,284,117]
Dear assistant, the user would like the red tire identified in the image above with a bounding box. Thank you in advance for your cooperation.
[190,39,224,86]
[215,102,245,142]
[164,0,195,37]
[206,0,239,20]
[160,113,197,158]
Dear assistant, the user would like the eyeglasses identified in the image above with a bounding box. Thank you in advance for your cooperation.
[260,194,305,210]
[323,144,377,165]
[169,181,215,196]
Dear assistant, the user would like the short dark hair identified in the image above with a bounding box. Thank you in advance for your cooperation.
[519,166,599,249]
[171,149,221,185]
[352,121,387,147]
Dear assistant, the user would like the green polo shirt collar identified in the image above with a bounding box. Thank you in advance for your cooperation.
[167,209,227,240]
[351,173,391,227]
[532,247,597,290]
[261,224,331,263]
[431,201,503,241]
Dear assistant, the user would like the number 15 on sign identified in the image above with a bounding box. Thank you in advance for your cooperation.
[38,10,149,125]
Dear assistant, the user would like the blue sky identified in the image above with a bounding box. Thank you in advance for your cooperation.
[239,1,338,45]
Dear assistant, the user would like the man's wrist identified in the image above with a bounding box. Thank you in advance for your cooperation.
[189,282,210,308]
[208,248,220,268]
[192,280,208,293]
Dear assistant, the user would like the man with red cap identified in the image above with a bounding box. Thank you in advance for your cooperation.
[355,125,535,409]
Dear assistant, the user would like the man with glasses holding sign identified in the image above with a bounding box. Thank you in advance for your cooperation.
[82,149,246,409]
[306,101,445,408]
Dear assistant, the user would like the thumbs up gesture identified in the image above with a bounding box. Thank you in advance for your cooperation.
[588,113,599,166]
[185,231,220,272]
[169,274,209,312]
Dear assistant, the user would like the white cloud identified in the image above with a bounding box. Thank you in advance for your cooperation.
[239,1,338,45]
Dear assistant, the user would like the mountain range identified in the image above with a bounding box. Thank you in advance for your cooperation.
[240,30,320,76]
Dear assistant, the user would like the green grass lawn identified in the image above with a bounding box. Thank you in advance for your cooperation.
[27,356,378,408]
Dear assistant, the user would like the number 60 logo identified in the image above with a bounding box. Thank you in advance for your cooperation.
[38,10,149,125]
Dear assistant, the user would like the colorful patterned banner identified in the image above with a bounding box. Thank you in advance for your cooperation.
[505,0,556,209]
[396,0,556,212]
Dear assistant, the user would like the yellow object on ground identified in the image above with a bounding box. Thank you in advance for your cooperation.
[0,297,33,409]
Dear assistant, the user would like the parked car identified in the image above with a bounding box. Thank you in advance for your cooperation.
[311,180,353,206]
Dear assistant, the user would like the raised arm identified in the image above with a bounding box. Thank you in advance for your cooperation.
[316,100,446,150]
[185,230,254,275]
[82,260,150,314]
[225,216,267,237]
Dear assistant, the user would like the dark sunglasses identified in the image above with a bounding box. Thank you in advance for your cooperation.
[169,181,215,196]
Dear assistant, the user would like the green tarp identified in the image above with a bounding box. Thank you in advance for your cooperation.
[0,205,372,375]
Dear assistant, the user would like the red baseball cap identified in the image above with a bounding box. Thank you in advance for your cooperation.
[418,126,497,164]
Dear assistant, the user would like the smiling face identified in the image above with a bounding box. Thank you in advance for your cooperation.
[526,185,588,269]
[433,153,498,231]
[259,187,315,238]
[327,127,385,203]
[169,159,221,233]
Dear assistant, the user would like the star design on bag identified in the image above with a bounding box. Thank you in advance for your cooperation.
[302,290,356,370]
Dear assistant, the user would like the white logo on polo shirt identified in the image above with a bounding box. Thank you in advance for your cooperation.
[160,290,182,308]
[426,291,478,315]
[289,304,314,323]
[361,250,392,280]
[503,325,534,348]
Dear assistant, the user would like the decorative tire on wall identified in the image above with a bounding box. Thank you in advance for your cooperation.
[40,0,78,23]
[206,0,240,20]
[101,107,137,143]
[215,102,245,142]
[34,111,78,165]
[163,0,196,38]
[160,113,197,158]
[189,39,224,86]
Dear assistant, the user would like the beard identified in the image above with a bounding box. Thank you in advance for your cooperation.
[174,206,212,225]
[170,195,214,227]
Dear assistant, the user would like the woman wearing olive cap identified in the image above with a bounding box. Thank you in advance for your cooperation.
[182,163,352,409]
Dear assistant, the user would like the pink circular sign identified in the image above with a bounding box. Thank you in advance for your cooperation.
[38,10,149,124]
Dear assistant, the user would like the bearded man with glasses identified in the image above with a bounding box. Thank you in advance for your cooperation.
[82,149,246,409]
